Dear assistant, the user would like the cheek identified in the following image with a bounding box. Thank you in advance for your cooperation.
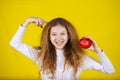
[50,36,55,42]
[63,35,68,42]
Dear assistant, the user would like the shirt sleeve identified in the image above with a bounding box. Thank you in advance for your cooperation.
[10,25,40,61]
[81,51,115,74]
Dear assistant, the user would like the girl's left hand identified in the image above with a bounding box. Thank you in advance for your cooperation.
[85,36,102,54]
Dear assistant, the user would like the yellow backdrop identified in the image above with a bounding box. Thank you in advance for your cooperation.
[0,0,120,80]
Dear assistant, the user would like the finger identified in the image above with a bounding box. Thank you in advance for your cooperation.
[33,18,41,27]
[37,18,46,28]
[33,19,39,26]
[36,20,39,26]
[38,18,45,24]
[37,20,41,27]
[37,19,43,28]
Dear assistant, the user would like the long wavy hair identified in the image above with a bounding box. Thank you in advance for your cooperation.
[37,17,86,79]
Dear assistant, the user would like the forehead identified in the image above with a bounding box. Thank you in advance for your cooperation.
[50,25,67,33]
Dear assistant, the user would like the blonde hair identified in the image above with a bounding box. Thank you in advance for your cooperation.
[37,18,85,79]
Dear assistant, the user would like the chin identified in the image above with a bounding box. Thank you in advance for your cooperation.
[56,48,63,50]
[55,46,64,50]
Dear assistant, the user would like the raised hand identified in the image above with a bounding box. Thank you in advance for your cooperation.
[82,36,102,53]
[22,17,46,28]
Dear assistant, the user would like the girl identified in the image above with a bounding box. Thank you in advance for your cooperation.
[10,17,115,80]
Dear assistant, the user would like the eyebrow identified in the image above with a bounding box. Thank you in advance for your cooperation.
[51,31,66,33]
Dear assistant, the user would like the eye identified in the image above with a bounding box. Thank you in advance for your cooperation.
[52,33,56,36]
[61,33,65,35]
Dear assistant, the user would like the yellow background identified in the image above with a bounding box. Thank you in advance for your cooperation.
[0,0,120,80]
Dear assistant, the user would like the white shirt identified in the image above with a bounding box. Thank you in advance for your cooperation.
[10,25,115,80]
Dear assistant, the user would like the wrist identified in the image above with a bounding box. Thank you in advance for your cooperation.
[95,48,102,54]
[22,19,31,28]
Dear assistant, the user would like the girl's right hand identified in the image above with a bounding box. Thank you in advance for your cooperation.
[22,17,46,28]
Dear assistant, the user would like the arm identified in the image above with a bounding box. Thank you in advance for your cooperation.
[81,37,115,74]
[10,17,46,60]
[83,51,115,74]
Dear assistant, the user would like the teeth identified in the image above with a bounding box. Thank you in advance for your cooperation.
[56,42,63,45]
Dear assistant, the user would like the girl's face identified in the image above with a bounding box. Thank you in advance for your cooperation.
[50,25,68,50]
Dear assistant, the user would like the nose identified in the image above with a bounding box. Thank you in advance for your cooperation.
[55,35,62,41]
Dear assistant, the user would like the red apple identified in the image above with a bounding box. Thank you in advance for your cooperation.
[79,37,93,49]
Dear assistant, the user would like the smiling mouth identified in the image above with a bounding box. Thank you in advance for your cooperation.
[56,41,64,46]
